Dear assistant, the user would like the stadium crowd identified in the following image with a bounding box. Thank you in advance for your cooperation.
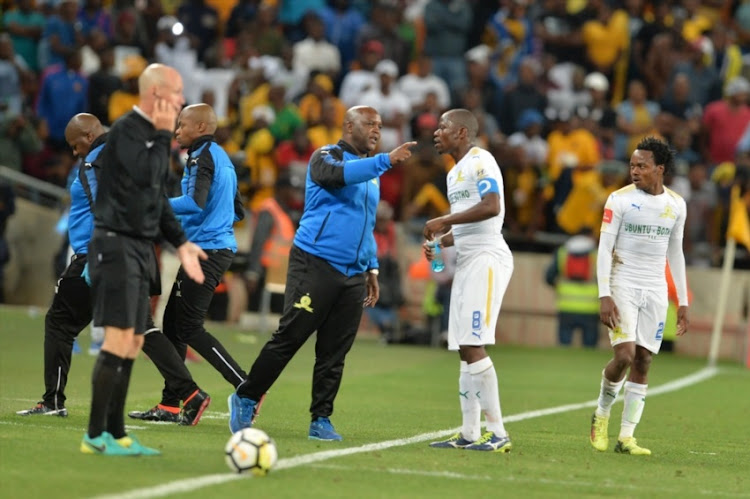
[2,0,750,269]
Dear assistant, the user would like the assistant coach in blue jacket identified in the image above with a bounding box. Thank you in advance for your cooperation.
[229,106,416,440]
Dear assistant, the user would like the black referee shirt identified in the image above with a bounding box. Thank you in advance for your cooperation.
[93,108,187,248]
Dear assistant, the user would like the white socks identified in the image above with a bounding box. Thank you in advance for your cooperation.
[620,381,647,439]
[459,361,481,441]
[595,371,626,418]
[468,357,507,437]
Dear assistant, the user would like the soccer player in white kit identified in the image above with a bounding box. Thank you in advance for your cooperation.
[590,137,689,455]
[423,109,513,453]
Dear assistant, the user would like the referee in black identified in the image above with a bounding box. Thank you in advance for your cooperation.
[81,64,207,456]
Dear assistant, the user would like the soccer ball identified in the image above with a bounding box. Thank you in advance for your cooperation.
[224,428,278,476]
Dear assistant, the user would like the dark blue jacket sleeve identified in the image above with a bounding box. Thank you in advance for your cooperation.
[170,149,214,215]
[309,147,391,188]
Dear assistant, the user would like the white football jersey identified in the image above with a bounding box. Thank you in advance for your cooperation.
[600,184,686,290]
[447,147,511,258]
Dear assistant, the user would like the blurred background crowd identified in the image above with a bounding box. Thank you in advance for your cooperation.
[2,0,750,289]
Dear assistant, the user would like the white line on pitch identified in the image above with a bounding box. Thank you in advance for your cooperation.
[307,463,750,497]
[91,366,719,499]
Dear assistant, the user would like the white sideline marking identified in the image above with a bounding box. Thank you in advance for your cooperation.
[309,463,750,497]
[92,367,718,499]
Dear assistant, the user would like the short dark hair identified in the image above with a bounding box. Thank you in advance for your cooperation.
[635,136,675,176]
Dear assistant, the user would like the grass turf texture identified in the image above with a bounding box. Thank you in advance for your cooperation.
[1,306,749,498]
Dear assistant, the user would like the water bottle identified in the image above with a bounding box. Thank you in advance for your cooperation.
[431,240,445,273]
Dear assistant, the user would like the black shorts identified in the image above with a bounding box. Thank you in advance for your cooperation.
[88,229,159,333]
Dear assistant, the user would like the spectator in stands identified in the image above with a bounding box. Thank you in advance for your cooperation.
[242,174,302,312]
[670,36,722,107]
[3,0,46,73]
[545,229,600,348]
[508,109,548,170]
[40,0,84,69]
[243,105,277,210]
[615,79,660,160]
[0,34,28,117]
[278,0,327,43]
[78,0,113,40]
[500,57,548,137]
[87,45,121,126]
[176,0,219,63]
[684,162,718,267]
[267,82,304,142]
[357,0,412,76]
[107,54,146,123]
[298,74,345,128]
[463,44,502,123]
[708,24,743,89]
[423,0,473,99]
[580,72,617,158]
[276,125,315,187]
[0,110,43,173]
[703,76,750,166]
[359,59,411,151]
[366,200,404,343]
[659,72,702,137]
[292,12,341,80]
[36,49,88,152]
[339,39,384,107]
[111,9,148,57]
[398,54,451,114]
[308,98,343,150]
[0,180,15,303]
[318,0,365,73]
[226,0,259,39]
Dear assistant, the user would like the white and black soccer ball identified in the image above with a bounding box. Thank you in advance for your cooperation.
[225,428,278,476]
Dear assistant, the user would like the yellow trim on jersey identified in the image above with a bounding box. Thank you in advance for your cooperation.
[664,187,684,201]
[613,184,637,195]
[485,266,493,327]
[469,147,481,156]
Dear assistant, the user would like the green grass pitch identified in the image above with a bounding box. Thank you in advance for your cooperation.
[1,306,749,498]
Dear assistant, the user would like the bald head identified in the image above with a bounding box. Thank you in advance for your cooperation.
[138,63,178,95]
[443,109,478,140]
[175,103,220,147]
[138,63,185,116]
[342,106,382,155]
[180,104,218,135]
[65,113,105,158]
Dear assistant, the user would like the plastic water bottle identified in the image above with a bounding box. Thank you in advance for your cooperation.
[431,241,445,273]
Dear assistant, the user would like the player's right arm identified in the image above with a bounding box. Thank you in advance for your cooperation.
[597,194,623,329]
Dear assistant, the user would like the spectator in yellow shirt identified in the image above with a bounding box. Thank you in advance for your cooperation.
[107,55,146,123]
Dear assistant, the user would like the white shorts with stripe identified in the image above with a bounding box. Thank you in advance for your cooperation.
[448,252,513,351]
[608,286,669,354]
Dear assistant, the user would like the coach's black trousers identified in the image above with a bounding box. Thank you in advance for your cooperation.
[41,254,197,409]
[42,254,91,409]
[161,249,247,406]
[238,245,366,419]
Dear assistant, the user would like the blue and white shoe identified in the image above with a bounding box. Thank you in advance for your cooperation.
[464,431,512,453]
[429,433,474,449]
[227,393,256,433]
[309,417,342,441]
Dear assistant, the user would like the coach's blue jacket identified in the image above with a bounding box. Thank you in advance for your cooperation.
[68,133,107,254]
[169,135,244,251]
[294,140,392,277]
